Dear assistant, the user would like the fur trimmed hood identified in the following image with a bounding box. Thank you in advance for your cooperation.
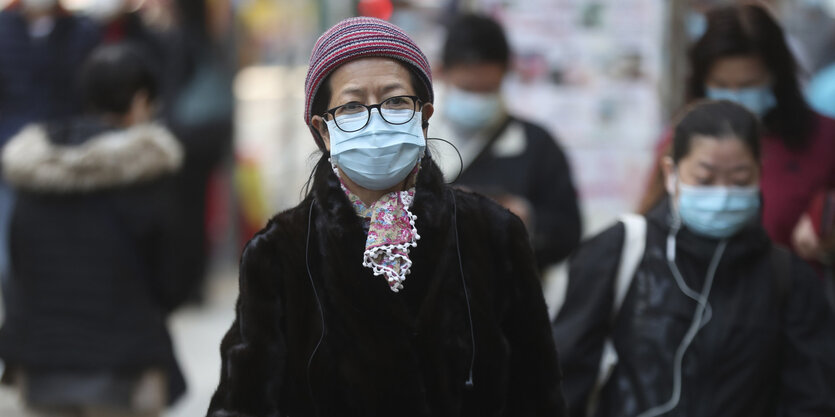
[2,122,183,193]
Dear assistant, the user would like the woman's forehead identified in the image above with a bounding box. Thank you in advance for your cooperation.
[684,135,757,166]
[329,58,414,96]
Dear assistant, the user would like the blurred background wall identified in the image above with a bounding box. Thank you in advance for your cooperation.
[0,0,833,415]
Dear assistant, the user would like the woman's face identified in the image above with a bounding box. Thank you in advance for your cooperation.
[705,55,771,90]
[663,135,760,195]
[311,57,434,150]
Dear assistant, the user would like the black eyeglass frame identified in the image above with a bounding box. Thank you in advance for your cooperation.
[322,95,422,133]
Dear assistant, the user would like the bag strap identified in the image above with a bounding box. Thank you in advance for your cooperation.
[468,115,514,168]
[613,213,647,317]
[590,214,647,413]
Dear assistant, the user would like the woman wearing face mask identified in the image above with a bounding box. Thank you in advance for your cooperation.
[638,4,835,264]
[206,17,566,416]
[553,100,835,417]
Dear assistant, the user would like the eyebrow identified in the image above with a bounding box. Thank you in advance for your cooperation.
[697,161,716,171]
[697,161,754,173]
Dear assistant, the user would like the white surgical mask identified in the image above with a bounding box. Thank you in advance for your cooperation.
[705,86,777,118]
[328,109,426,191]
[676,183,760,239]
[441,86,503,131]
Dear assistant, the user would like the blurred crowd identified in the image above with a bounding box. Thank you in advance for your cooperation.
[0,0,234,414]
[0,0,832,416]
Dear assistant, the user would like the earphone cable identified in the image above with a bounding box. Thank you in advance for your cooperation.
[451,190,476,388]
[305,200,326,416]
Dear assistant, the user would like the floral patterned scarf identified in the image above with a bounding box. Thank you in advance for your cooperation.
[335,165,420,292]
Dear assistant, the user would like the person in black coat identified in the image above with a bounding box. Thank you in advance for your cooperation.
[0,43,187,416]
[206,17,565,417]
[433,13,582,270]
[552,100,835,417]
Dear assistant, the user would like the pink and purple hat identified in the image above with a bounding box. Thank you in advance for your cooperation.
[304,16,434,148]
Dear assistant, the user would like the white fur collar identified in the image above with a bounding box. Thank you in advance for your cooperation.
[2,123,183,193]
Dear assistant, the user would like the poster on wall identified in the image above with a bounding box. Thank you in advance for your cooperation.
[476,0,666,232]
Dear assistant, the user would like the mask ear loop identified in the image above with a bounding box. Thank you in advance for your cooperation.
[665,171,711,326]
[426,137,464,184]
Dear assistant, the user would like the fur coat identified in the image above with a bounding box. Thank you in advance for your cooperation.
[0,119,187,403]
[207,155,567,416]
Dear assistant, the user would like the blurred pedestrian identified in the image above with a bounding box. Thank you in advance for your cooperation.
[0,43,188,416]
[638,4,835,263]
[0,0,100,292]
[95,0,236,302]
[553,100,835,417]
[434,13,582,270]
[207,16,565,416]
[163,0,235,303]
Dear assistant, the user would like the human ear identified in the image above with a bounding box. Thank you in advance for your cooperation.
[420,102,434,136]
[310,115,330,151]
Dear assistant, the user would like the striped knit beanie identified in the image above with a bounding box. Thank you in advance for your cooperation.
[304,16,434,147]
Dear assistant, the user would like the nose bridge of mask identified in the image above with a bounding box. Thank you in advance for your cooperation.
[329,109,424,154]
[679,183,760,211]
[679,184,732,209]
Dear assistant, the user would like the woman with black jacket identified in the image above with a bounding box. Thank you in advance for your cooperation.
[0,43,187,416]
[206,17,565,417]
[553,100,835,417]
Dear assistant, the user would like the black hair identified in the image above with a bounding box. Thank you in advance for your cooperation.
[309,65,430,149]
[79,43,158,115]
[687,4,815,150]
[441,14,510,69]
[672,100,761,164]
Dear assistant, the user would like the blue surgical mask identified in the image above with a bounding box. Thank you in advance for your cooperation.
[442,86,503,131]
[327,109,425,191]
[705,86,776,118]
[676,183,761,239]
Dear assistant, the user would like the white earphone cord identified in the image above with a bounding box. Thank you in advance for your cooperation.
[636,232,727,417]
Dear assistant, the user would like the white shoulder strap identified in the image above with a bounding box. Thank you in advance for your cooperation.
[592,213,647,411]
[613,213,647,316]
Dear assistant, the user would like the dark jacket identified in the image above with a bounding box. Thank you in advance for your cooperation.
[207,156,566,417]
[455,116,581,269]
[552,201,835,417]
[0,118,188,403]
[0,8,100,144]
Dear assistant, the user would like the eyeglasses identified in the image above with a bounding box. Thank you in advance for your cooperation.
[323,95,421,133]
